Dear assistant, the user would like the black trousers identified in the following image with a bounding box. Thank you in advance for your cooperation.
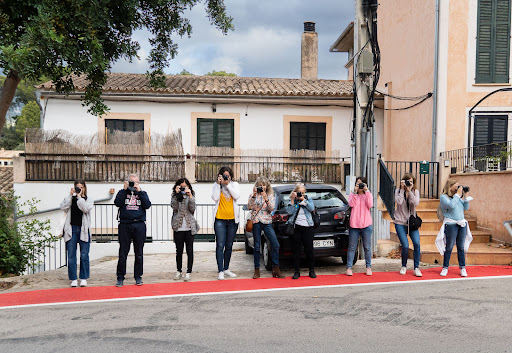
[293,225,315,272]
[117,222,146,280]
[174,230,194,273]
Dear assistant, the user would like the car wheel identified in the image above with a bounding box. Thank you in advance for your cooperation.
[262,237,272,271]
[245,237,253,254]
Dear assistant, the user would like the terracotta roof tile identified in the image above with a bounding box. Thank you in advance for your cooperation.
[0,167,13,194]
[37,73,353,98]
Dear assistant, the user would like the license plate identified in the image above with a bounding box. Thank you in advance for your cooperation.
[313,239,335,248]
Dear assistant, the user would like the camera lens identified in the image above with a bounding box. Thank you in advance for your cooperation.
[223,174,229,181]
[405,180,412,187]
[74,186,81,194]
[257,186,263,193]
[129,181,134,187]
[463,186,470,193]
[358,183,365,189]
[296,191,302,198]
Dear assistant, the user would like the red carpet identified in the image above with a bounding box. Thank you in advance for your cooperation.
[1,266,511,309]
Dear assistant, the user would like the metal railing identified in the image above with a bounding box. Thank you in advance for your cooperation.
[195,156,345,183]
[379,158,396,220]
[384,161,439,198]
[440,141,511,174]
[27,237,68,275]
[25,156,185,182]
[91,204,251,242]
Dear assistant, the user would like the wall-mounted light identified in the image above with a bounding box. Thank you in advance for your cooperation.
[444,159,450,167]
[212,103,216,113]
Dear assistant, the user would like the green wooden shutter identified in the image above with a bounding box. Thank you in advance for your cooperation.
[217,120,234,147]
[476,0,511,83]
[494,0,511,83]
[476,0,494,83]
[197,119,215,146]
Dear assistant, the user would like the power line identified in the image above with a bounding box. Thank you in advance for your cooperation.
[383,93,433,111]
[376,89,432,101]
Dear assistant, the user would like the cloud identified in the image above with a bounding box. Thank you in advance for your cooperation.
[111,0,353,79]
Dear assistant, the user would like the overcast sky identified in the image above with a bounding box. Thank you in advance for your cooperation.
[111,0,354,80]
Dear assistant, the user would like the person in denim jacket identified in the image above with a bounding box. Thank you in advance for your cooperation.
[286,183,316,279]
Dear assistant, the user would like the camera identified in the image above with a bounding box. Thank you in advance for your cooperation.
[222,174,229,181]
[296,191,303,198]
[74,186,81,194]
[179,186,186,194]
[256,186,263,193]
[404,180,412,187]
[462,186,470,193]
[128,180,136,192]
[358,183,366,189]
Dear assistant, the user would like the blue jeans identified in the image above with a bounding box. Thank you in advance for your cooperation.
[252,222,280,268]
[214,219,238,272]
[347,225,372,269]
[395,224,421,269]
[67,225,90,280]
[443,223,467,269]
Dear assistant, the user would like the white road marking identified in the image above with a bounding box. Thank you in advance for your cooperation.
[1,275,511,310]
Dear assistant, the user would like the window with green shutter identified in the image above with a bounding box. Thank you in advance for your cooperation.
[197,119,234,147]
[476,0,511,83]
[290,122,326,151]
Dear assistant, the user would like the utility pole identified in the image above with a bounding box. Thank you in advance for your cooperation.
[353,0,372,178]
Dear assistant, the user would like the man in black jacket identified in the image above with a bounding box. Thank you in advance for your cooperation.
[114,173,151,287]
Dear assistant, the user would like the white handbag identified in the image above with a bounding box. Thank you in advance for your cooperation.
[55,210,68,238]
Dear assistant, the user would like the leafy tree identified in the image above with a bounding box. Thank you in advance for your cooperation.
[0,0,234,131]
[206,70,237,76]
[15,101,40,139]
[177,69,194,75]
[0,124,23,150]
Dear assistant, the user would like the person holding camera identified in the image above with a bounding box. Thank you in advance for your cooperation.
[435,178,473,277]
[247,177,284,279]
[171,178,197,281]
[60,179,93,287]
[346,176,373,276]
[114,173,152,287]
[286,183,316,279]
[394,173,422,277]
[211,166,240,280]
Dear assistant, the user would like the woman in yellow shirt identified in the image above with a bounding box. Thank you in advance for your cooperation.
[211,166,240,280]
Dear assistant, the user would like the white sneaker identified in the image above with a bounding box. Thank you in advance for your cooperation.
[174,272,182,280]
[413,268,423,277]
[184,273,191,281]
[80,279,87,287]
[224,270,237,278]
[70,280,78,287]
[440,268,448,277]
[218,271,225,280]
[460,268,468,277]
[399,267,407,275]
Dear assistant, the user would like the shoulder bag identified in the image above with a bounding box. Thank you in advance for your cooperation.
[406,192,422,232]
[245,198,266,232]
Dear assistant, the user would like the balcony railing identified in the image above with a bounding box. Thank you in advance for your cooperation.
[25,154,185,182]
[440,141,512,174]
[195,156,345,184]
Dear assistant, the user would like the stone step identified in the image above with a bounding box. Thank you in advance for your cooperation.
[412,243,512,266]
[390,230,491,246]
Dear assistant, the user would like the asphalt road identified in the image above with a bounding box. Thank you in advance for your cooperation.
[1,277,511,353]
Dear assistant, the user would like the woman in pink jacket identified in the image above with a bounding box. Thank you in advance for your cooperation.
[346,176,373,276]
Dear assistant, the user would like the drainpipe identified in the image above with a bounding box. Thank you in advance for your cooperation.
[430,0,440,196]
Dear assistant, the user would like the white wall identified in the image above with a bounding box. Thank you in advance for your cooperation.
[42,98,377,157]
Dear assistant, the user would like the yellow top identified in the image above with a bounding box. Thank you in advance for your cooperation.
[216,193,234,219]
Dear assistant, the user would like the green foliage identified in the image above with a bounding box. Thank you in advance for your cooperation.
[0,193,56,276]
[177,69,194,75]
[0,76,42,105]
[0,124,23,150]
[15,101,40,139]
[206,70,237,76]
[0,1,234,118]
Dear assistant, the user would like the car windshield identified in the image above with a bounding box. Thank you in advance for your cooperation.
[279,190,346,210]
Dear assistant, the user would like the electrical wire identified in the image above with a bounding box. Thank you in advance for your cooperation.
[375,90,432,101]
[383,93,432,110]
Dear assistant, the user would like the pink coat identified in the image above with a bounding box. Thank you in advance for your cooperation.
[348,191,373,229]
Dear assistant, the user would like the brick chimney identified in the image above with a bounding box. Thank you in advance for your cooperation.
[301,21,318,80]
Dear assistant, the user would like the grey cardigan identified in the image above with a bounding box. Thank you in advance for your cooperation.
[171,194,199,234]
[394,188,420,226]
[60,195,94,242]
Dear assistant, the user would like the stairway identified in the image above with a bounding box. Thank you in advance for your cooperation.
[381,199,512,266]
